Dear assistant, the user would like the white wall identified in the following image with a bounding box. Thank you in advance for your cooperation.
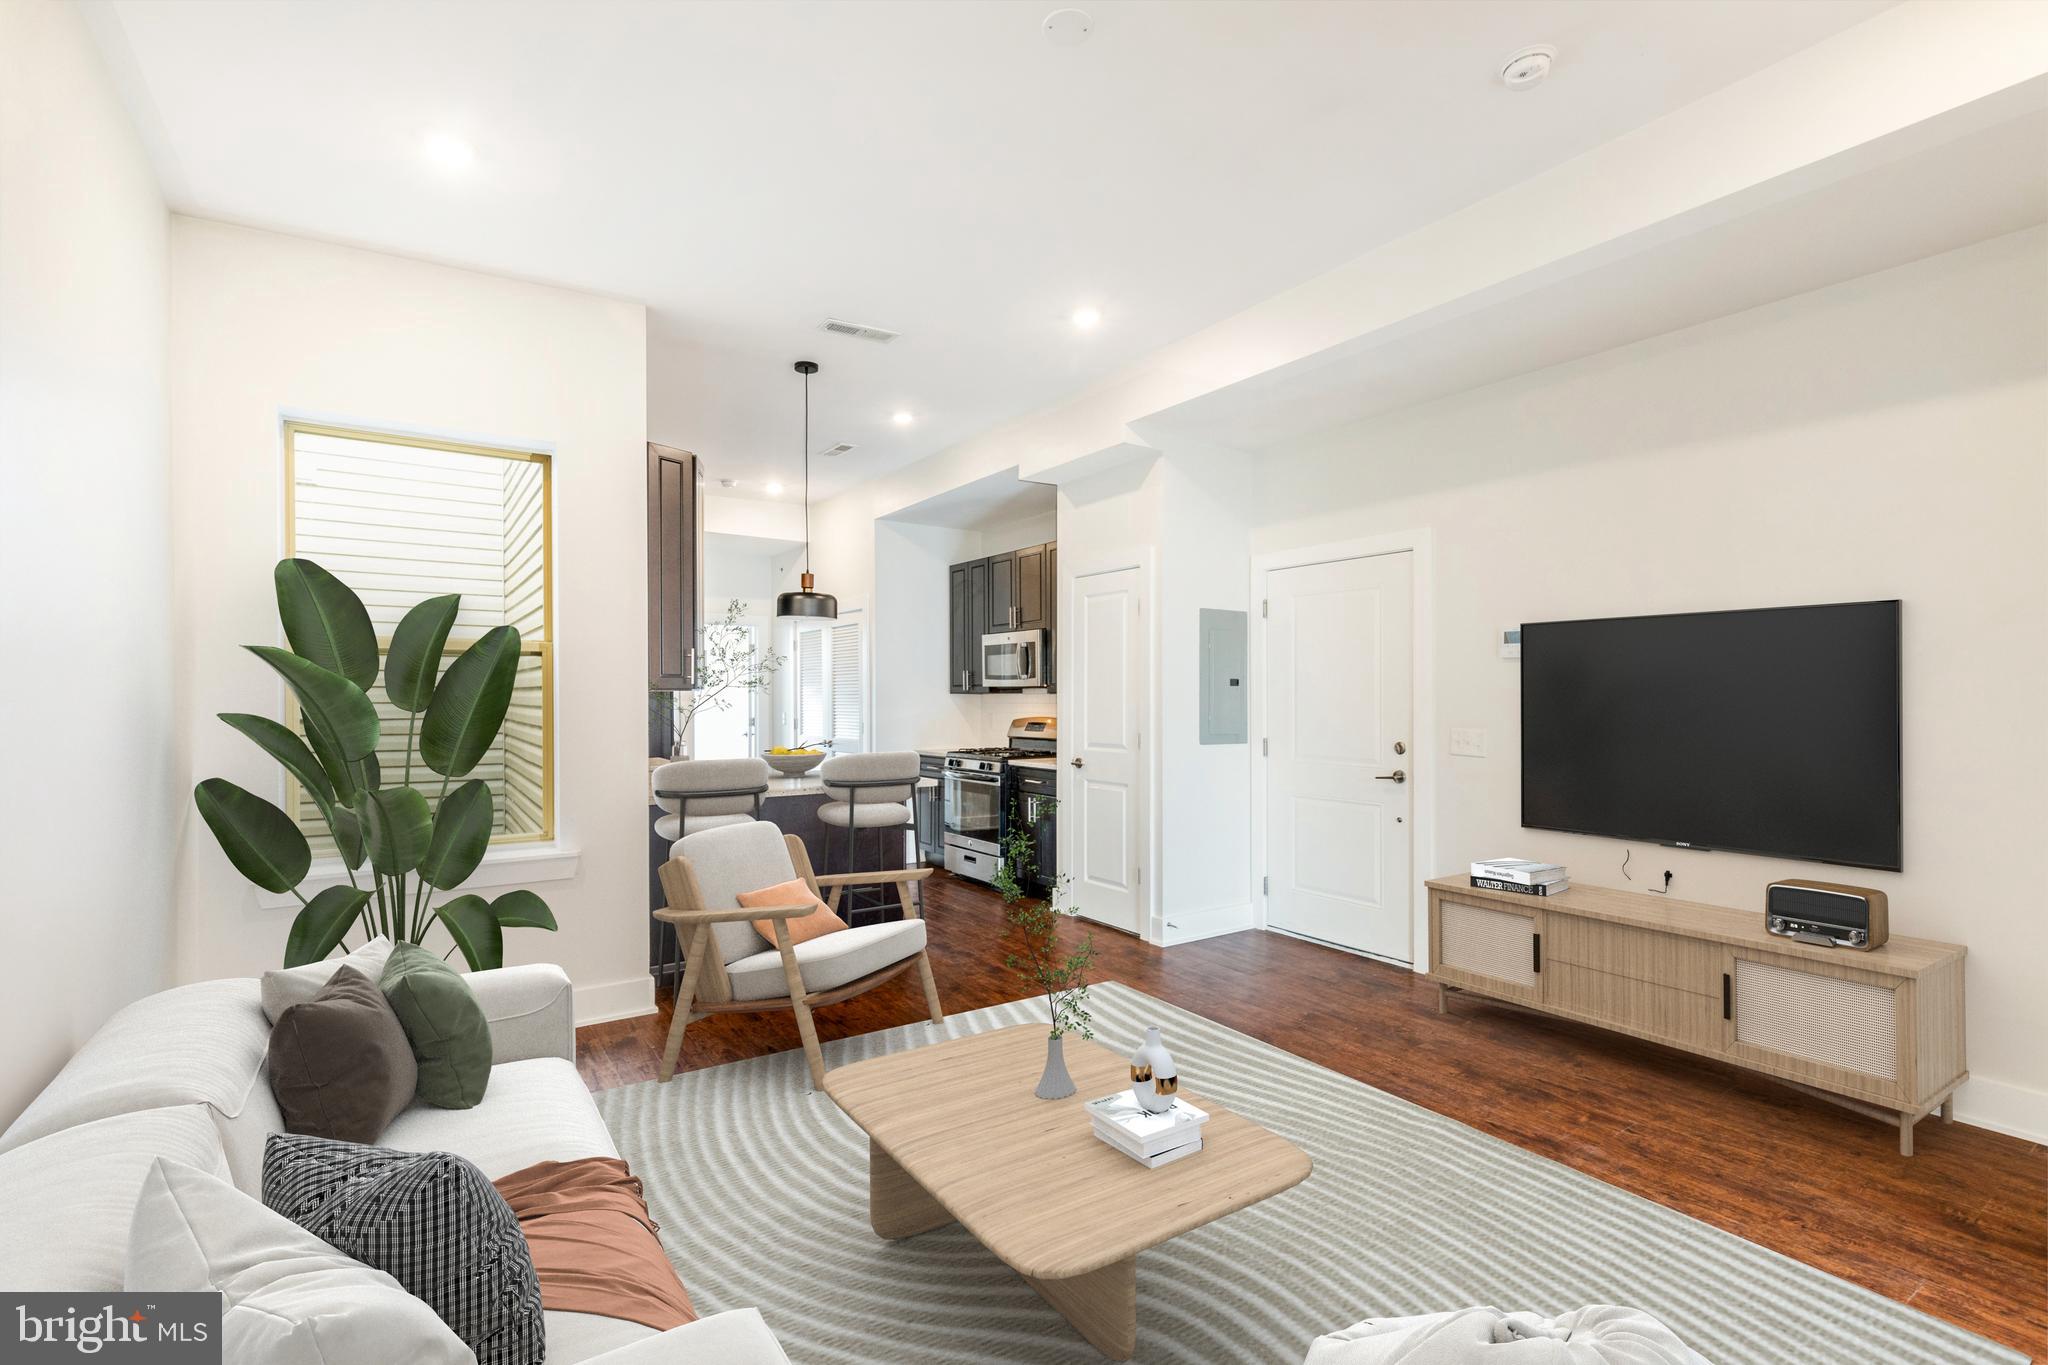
[0,0,173,1121]
[168,219,653,1022]
[1252,228,2048,1137]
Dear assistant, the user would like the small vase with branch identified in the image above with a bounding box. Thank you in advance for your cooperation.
[649,598,783,758]
[996,798,1095,1099]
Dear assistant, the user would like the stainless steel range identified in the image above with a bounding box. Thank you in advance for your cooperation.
[942,716,1055,885]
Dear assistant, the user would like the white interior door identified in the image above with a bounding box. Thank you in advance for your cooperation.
[691,625,758,759]
[1068,567,1144,935]
[1264,553,1413,961]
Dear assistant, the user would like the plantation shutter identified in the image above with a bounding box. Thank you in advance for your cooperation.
[830,620,863,752]
[796,627,827,746]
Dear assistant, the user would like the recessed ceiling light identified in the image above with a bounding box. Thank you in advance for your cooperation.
[421,130,475,172]
[764,480,784,497]
[1071,305,1102,331]
[1499,45,1556,90]
[891,411,914,426]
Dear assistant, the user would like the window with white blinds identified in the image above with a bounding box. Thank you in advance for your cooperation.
[793,618,865,752]
[795,628,827,747]
[285,424,553,849]
[830,621,863,750]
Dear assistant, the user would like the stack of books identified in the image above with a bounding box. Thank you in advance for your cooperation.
[1084,1091,1210,1168]
[1470,858,1569,896]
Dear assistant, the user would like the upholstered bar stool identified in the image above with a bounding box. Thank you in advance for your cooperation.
[817,751,919,927]
[650,756,771,989]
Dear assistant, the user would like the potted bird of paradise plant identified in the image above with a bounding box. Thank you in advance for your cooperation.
[195,558,557,969]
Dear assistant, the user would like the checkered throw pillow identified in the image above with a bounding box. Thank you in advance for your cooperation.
[263,1133,544,1365]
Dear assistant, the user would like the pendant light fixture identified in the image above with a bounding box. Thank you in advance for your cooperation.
[775,360,838,621]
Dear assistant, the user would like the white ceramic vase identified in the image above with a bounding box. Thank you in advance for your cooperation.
[1129,1026,1178,1113]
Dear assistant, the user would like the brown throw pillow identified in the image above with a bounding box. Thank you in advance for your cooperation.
[267,965,417,1144]
[493,1157,694,1332]
[738,876,845,948]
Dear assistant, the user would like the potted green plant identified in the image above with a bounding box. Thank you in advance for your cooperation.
[195,558,557,969]
[996,799,1094,1099]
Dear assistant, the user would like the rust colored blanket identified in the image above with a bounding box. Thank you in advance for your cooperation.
[494,1157,695,1331]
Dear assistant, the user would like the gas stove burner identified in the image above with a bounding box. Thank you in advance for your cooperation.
[948,746,1033,760]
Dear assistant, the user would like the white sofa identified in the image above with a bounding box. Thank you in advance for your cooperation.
[0,961,789,1365]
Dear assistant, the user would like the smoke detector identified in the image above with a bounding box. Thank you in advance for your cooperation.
[816,442,857,458]
[1499,45,1556,89]
[819,317,899,343]
[719,478,736,488]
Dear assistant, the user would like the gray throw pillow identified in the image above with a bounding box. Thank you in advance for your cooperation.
[266,966,417,1145]
[262,1133,544,1365]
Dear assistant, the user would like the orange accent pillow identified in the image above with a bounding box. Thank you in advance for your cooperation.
[739,878,846,947]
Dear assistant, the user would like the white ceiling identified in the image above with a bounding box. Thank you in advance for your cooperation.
[89,0,1892,501]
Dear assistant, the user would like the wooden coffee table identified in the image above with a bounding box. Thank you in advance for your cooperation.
[823,1023,1312,1359]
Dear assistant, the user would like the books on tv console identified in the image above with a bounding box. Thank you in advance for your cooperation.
[1470,858,1568,886]
[1471,875,1569,897]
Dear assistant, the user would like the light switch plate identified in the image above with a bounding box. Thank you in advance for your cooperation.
[1499,627,1522,660]
[1450,727,1488,758]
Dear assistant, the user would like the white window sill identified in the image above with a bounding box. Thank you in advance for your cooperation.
[255,842,583,911]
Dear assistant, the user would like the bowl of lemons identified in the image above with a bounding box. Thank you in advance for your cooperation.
[763,746,827,777]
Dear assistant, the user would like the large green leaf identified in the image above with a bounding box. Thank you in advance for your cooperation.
[385,594,460,712]
[419,779,493,890]
[492,889,557,931]
[194,778,310,893]
[420,626,521,778]
[434,895,504,972]
[249,647,379,761]
[218,713,333,808]
[274,559,378,689]
[302,714,359,807]
[283,886,371,968]
[330,805,366,869]
[362,786,433,875]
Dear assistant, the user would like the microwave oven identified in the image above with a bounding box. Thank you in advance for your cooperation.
[981,629,1046,689]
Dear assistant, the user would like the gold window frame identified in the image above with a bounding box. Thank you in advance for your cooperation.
[281,421,555,844]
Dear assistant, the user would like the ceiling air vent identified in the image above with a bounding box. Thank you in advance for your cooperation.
[819,317,900,343]
[817,442,857,458]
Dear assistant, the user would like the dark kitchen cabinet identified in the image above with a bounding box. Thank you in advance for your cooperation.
[987,550,1017,632]
[950,539,1056,694]
[1013,542,1048,632]
[1044,541,1056,693]
[646,443,702,691]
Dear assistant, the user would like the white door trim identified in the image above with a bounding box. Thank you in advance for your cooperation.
[1249,530,1436,973]
[1062,551,1158,945]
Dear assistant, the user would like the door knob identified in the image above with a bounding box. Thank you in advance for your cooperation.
[1070,757,1084,768]
[1375,769,1406,783]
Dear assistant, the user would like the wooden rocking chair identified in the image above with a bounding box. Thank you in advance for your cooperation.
[654,821,943,1088]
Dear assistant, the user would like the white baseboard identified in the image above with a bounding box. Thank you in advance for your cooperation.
[1159,903,1254,946]
[573,975,655,1027]
[1952,1073,2048,1144]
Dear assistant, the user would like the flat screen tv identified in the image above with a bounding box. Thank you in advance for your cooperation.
[1520,600,1901,871]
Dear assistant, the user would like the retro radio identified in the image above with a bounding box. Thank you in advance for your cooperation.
[1765,879,1889,950]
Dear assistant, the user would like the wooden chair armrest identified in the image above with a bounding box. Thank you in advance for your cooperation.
[813,867,934,888]
[655,902,816,926]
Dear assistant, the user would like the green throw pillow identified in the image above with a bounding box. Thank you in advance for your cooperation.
[380,942,492,1109]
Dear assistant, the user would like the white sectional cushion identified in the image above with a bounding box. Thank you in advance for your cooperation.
[378,1057,616,1180]
[0,1106,229,1291]
[260,936,395,1023]
[127,1158,473,1365]
[724,918,926,1002]
[0,979,272,1156]
[548,1310,656,1362]
[578,1310,793,1365]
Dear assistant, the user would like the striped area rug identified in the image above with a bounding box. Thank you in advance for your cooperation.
[594,983,2023,1365]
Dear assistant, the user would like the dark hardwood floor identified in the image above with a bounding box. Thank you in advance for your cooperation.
[578,872,2047,1357]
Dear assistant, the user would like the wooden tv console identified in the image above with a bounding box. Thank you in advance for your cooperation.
[1425,878,1967,1156]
